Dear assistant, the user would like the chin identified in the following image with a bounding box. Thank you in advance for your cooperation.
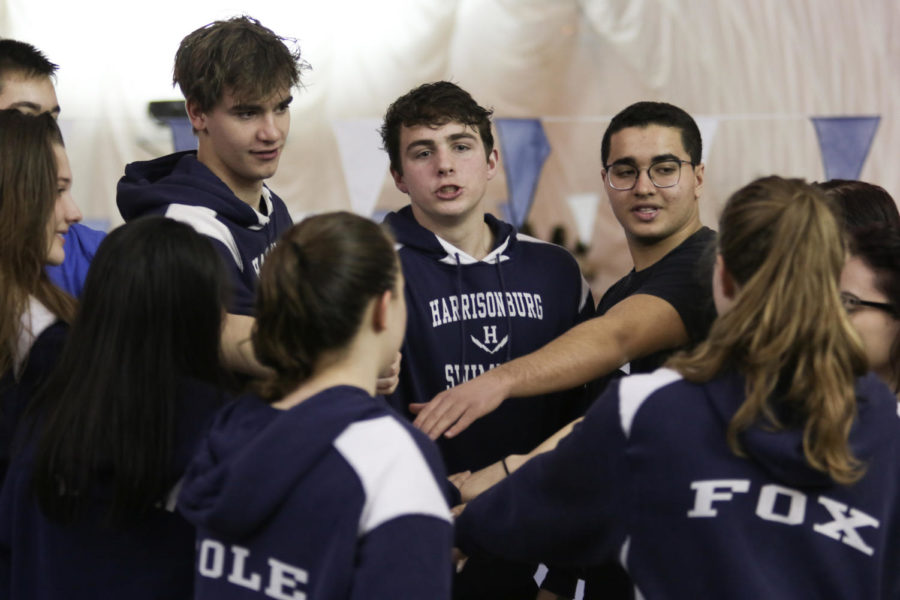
[46,246,65,266]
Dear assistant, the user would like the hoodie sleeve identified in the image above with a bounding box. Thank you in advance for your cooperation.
[455,383,630,567]
[333,416,453,598]
[351,515,453,599]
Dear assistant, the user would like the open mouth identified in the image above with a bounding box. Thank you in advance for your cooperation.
[436,185,462,200]
[633,206,660,221]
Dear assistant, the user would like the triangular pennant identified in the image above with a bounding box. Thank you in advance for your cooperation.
[565,193,600,245]
[494,119,551,228]
[811,116,880,180]
[331,119,390,216]
[694,116,720,164]
[161,117,197,152]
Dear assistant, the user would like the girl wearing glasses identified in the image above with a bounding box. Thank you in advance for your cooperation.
[455,176,900,599]
[841,225,900,396]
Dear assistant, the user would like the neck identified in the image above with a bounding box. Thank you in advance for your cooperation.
[271,342,380,411]
[196,148,264,209]
[412,207,493,260]
[629,221,702,271]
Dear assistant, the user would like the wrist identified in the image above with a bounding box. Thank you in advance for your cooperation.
[505,454,527,473]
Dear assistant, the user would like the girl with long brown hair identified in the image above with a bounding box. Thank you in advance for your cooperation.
[454,176,900,599]
[0,109,81,477]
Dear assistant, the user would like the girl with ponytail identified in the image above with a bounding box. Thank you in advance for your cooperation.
[454,176,900,599]
[178,211,452,600]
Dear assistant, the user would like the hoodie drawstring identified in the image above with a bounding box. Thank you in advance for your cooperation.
[453,253,468,371]
[493,252,513,362]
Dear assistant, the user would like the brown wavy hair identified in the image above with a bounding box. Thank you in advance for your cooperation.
[253,211,399,400]
[173,15,305,113]
[380,81,495,176]
[668,176,868,485]
[0,110,75,377]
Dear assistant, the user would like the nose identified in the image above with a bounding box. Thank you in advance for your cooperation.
[257,112,283,143]
[436,148,454,176]
[633,167,655,195]
[62,191,82,224]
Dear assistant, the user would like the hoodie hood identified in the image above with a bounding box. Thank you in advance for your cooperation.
[384,205,516,264]
[178,386,386,538]
[117,151,274,229]
[705,371,896,488]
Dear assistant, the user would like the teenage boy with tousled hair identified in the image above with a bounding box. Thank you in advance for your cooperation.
[0,38,105,298]
[381,81,594,599]
[115,16,300,377]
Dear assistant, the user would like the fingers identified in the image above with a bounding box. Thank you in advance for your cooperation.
[450,503,467,519]
[447,470,472,491]
[444,412,476,439]
[375,372,399,395]
[375,353,402,395]
[413,394,466,440]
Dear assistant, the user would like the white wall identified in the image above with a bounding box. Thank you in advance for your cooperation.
[4,0,897,293]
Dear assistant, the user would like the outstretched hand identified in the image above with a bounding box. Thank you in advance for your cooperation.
[375,352,402,395]
[410,373,508,440]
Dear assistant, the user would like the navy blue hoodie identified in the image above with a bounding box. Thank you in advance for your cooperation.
[456,369,900,599]
[0,378,226,600]
[0,299,67,484]
[384,206,594,473]
[178,386,453,600]
[117,151,293,315]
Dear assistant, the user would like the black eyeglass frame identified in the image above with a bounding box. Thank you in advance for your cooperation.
[603,159,695,191]
[840,292,897,316]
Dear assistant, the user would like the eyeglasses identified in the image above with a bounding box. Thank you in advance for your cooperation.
[604,159,694,191]
[840,291,896,316]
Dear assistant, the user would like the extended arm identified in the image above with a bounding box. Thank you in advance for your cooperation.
[455,395,628,567]
[413,293,687,439]
[456,417,584,503]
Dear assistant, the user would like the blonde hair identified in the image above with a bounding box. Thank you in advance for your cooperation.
[668,176,868,485]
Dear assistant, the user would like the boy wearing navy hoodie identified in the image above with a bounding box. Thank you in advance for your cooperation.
[381,81,593,599]
[116,17,301,375]
[0,39,106,298]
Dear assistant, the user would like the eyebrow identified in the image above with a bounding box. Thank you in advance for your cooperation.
[405,131,478,153]
[8,100,61,117]
[607,153,684,167]
[230,95,294,113]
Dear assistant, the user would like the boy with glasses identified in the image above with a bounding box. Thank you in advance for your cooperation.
[437,100,717,598]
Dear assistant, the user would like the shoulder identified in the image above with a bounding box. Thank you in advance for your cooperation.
[513,233,580,265]
[614,368,688,438]
[661,226,716,265]
[333,414,451,535]
[509,234,587,290]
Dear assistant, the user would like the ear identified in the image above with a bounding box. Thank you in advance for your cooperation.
[712,253,740,318]
[485,147,500,181]
[372,289,392,333]
[391,168,409,195]
[716,254,736,299]
[692,162,705,199]
[185,99,207,134]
